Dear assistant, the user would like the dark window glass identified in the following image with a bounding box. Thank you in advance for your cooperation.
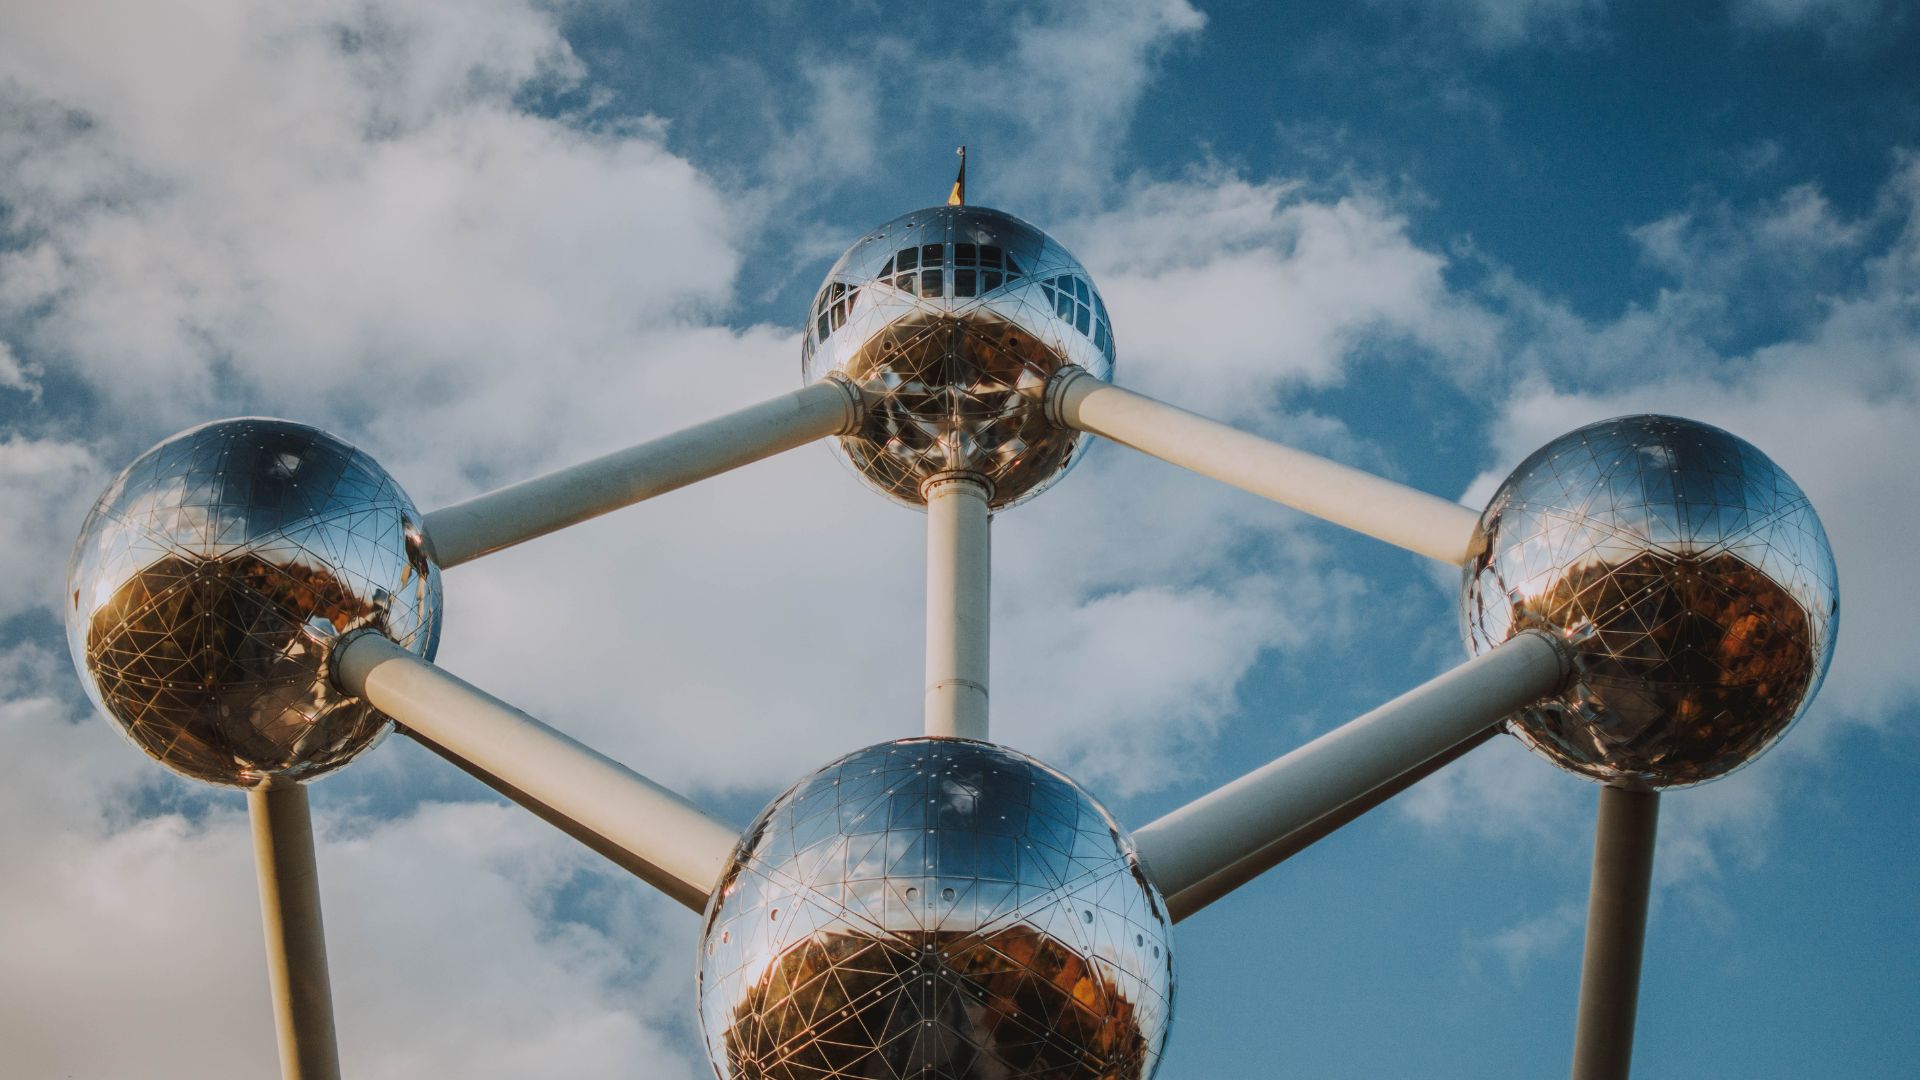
[879,256,894,277]
[955,243,976,266]
[983,270,1002,292]
[980,245,1002,268]
[1073,277,1089,303]
[1094,321,1107,352]
[817,313,830,341]
[1075,304,1090,335]
[895,274,914,292]
[1094,293,1108,323]
[1040,281,1055,301]
[921,269,944,298]
[1005,254,1023,277]
[922,243,944,267]
[832,303,846,330]
[897,247,918,271]
[954,269,976,297]
[830,281,845,299]
[1055,290,1074,320]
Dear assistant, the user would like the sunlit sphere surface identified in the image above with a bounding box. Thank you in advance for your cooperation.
[698,738,1173,1080]
[1462,415,1838,789]
[66,418,442,788]
[801,204,1116,510]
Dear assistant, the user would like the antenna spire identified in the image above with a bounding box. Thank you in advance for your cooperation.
[948,146,967,206]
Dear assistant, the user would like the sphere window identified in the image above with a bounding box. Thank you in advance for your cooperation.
[920,243,943,267]
[920,269,944,298]
[896,247,919,272]
[955,242,977,266]
[954,269,977,298]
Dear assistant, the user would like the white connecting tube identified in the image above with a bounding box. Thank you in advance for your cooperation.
[1047,367,1485,565]
[923,473,992,741]
[1132,631,1569,920]
[426,378,865,567]
[248,784,341,1080]
[334,633,740,912]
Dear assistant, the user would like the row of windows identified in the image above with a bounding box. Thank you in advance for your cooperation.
[811,253,1114,363]
[1040,275,1114,360]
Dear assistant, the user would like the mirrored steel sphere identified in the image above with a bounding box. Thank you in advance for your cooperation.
[801,205,1116,510]
[699,738,1173,1080]
[1462,415,1838,789]
[66,418,442,788]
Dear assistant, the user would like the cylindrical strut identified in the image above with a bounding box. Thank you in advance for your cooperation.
[333,632,740,911]
[1570,785,1661,1080]
[1047,367,1485,564]
[923,473,992,741]
[248,783,342,1080]
[425,377,864,567]
[1132,631,1569,919]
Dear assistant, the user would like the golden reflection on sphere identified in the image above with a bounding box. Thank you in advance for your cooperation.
[698,738,1174,1080]
[1462,415,1838,789]
[801,205,1116,510]
[65,419,442,788]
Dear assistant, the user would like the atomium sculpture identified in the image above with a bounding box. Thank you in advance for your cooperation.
[67,190,1838,1080]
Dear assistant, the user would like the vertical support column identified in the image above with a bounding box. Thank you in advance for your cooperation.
[248,783,342,1080]
[1570,785,1661,1080]
[923,472,992,741]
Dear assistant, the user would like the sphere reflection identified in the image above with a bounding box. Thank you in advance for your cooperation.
[1461,415,1838,789]
[698,738,1174,1080]
[66,418,441,788]
[801,205,1115,510]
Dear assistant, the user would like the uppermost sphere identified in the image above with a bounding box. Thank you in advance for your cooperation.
[801,205,1115,510]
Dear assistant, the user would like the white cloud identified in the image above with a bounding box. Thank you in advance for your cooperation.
[0,641,705,1080]
[1066,173,1501,420]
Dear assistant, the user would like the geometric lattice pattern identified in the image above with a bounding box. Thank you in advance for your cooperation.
[698,738,1174,1079]
[65,418,442,788]
[1461,414,1839,789]
[800,205,1117,510]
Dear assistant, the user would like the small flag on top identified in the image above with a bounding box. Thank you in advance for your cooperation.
[948,146,967,206]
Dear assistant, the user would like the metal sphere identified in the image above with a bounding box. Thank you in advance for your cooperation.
[65,418,442,788]
[801,204,1116,510]
[698,737,1174,1080]
[1461,415,1838,789]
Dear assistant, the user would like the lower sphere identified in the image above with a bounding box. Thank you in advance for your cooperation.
[698,737,1174,1080]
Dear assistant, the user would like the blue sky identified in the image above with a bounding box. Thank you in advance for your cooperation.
[1,1,1917,1077]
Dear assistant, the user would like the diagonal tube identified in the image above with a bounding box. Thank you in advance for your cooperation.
[425,378,864,568]
[333,633,740,912]
[1161,725,1498,920]
[249,783,342,1080]
[1132,631,1568,921]
[1570,785,1660,1080]
[1046,367,1484,564]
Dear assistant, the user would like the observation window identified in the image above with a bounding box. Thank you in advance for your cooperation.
[896,247,918,272]
[954,269,977,297]
[920,269,944,298]
[921,243,943,267]
[955,243,977,266]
